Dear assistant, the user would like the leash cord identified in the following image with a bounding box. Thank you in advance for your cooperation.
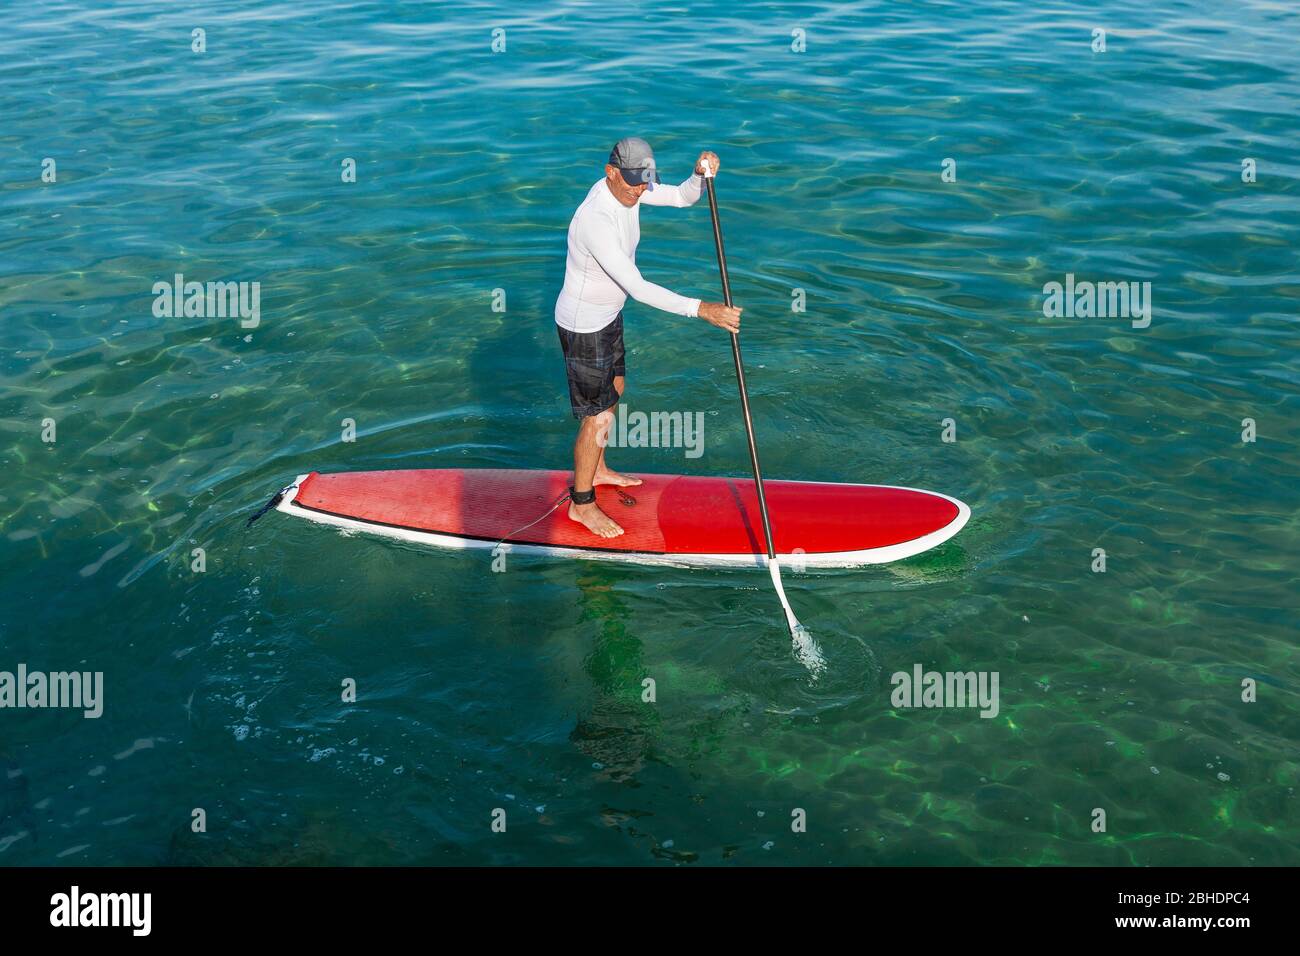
[491,490,572,551]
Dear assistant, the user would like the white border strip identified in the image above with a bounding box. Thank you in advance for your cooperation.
[274,473,971,569]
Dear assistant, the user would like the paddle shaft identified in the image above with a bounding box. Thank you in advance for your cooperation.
[703,175,778,561]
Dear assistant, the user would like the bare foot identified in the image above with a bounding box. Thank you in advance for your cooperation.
[593,469,643,487]
[568,501,625,538]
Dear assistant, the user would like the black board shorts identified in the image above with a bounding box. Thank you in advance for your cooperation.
[557,311,625,419]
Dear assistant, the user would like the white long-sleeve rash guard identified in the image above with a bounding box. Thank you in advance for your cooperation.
[554,174,705,334]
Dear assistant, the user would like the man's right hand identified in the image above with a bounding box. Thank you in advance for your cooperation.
[699,301,742,334]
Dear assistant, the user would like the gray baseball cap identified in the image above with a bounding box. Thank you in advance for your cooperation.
[608,136,661,188]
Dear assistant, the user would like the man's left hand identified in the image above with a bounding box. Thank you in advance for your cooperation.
[695,151,720,177]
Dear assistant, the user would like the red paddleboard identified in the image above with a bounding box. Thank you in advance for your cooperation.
[276,469,969,568]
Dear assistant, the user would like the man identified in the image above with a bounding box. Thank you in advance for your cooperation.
[555,137,742,538]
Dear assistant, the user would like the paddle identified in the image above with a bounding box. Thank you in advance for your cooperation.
[701,164,824,675]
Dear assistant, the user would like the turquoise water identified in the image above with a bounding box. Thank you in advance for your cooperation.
[2,0,1298,865]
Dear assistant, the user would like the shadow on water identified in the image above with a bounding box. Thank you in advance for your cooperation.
[566,565,661,785]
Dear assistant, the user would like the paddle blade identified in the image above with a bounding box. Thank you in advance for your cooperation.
[768,560,824,676]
